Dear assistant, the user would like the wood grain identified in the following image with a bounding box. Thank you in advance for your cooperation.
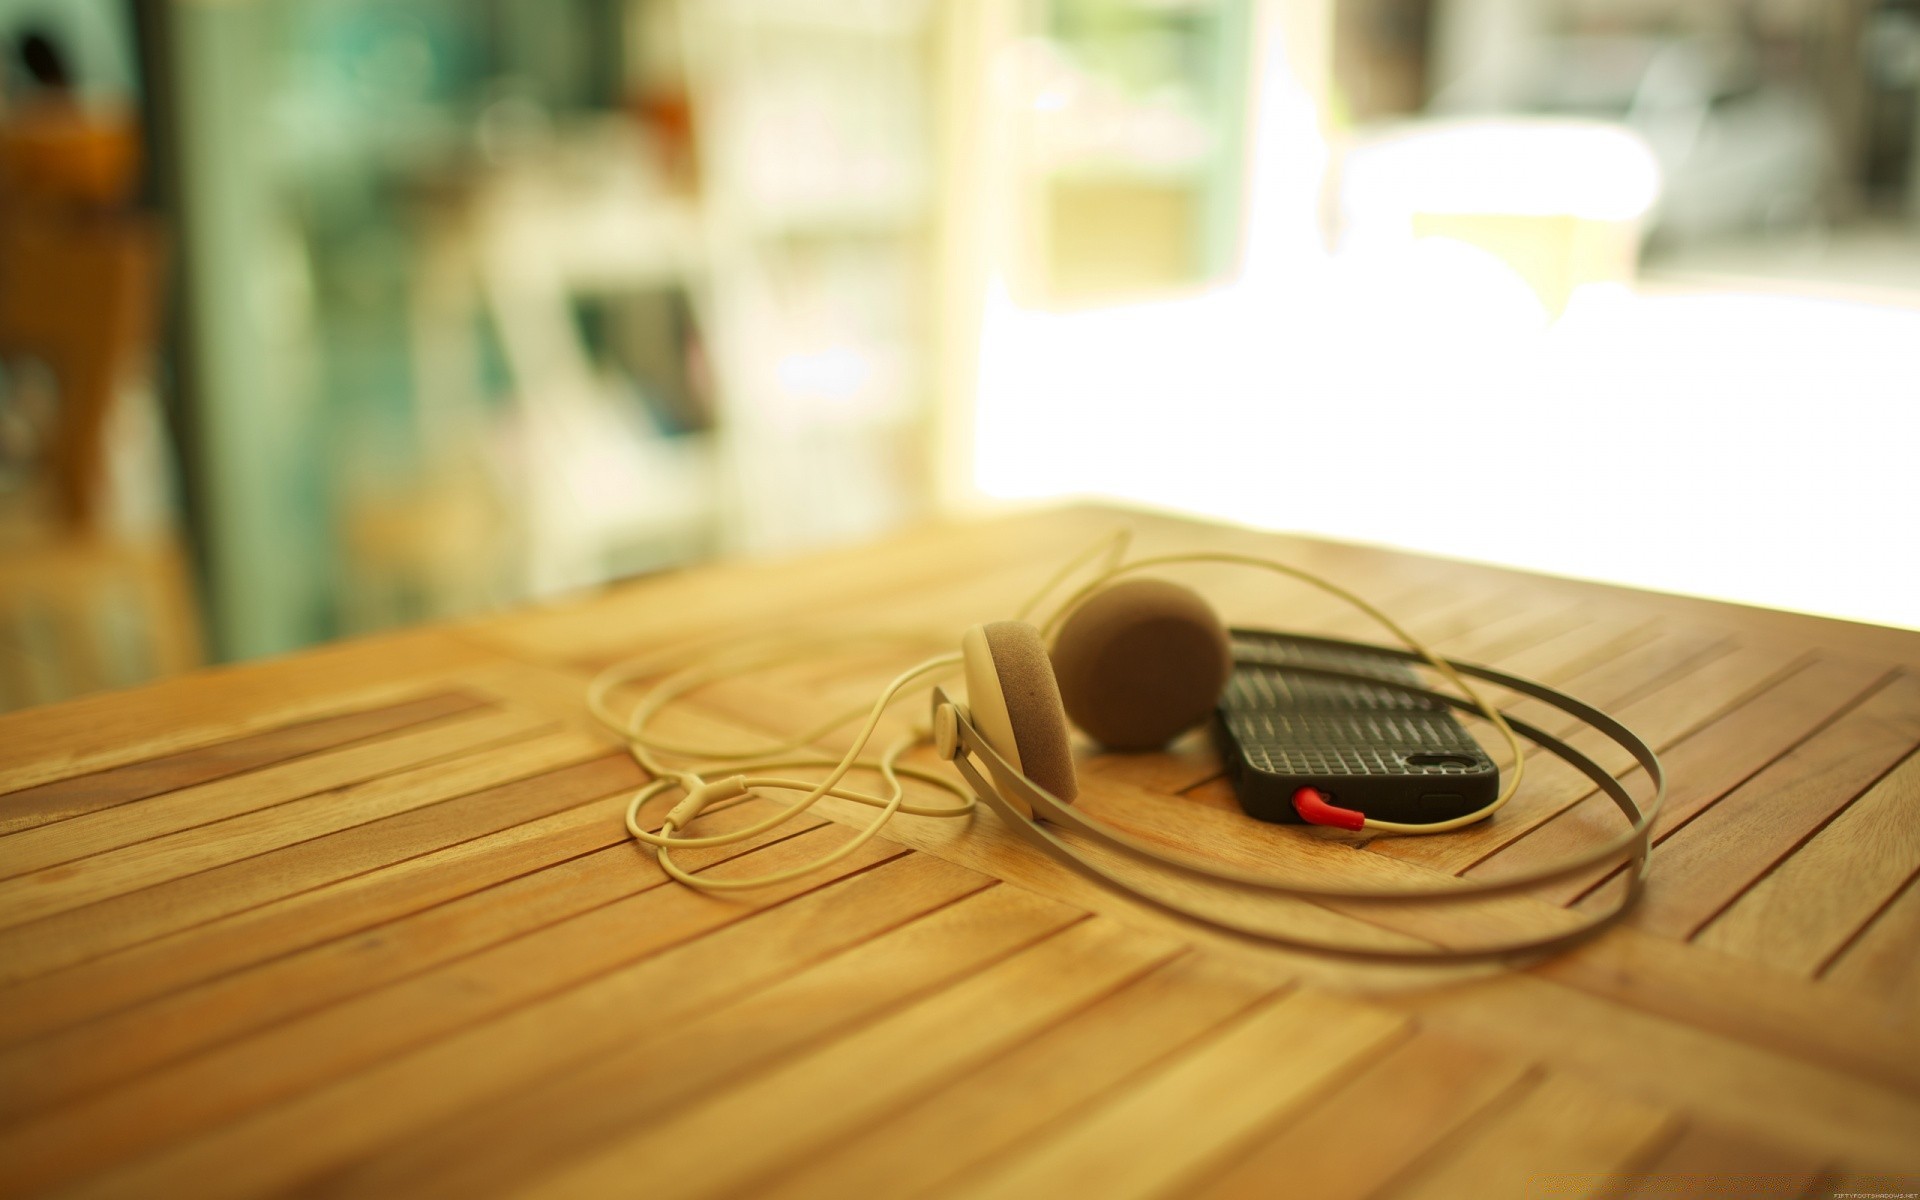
[0,691,485,835]
[1189,1032,1535,1200]
[0,722,595,929]
[756,952,1283,1200]
[940,987,1408,1199]
[1472,653,1886,901]
[0,503,1914,1199]
[2,829,928,1196]
[0,795,799,1121]
[310,882,1086,1199]
[1614,1122,1824,1199]
[1694,747,1920,974]
[1376,1071,1674,1200]
[0,757,644,1046]
[1821,871,1920,1024]
[0,629,493,793]
[0,702,550,882]
[519,917,1187,1200]
[1588,671,1920,939]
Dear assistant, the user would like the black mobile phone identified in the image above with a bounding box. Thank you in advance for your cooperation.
[1212,629,1498,826]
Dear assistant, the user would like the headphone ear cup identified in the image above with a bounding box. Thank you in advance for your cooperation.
[961,620,1079,804]
[1050,578,1232,750]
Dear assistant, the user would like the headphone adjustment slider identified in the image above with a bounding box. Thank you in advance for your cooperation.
[666,775,749,831]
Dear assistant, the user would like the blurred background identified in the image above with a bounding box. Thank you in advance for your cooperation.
[0,0,1915,710]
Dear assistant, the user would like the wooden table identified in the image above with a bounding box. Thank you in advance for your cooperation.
[2,505,1916,1199]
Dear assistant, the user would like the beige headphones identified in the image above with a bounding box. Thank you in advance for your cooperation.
[588,534,1664,963]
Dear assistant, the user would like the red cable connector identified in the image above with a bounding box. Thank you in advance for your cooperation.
[1292,786,1366,831]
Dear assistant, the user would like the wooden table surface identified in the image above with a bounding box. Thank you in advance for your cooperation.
[2,504,1917,1199]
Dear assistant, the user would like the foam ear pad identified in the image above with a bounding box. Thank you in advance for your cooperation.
[1050,578,1233,751]
[979,621,1078,803]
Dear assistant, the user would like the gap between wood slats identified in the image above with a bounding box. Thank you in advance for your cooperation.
[1360,1065,1545,1196]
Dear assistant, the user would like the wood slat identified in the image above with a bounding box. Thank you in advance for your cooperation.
[1450,638,1802,877]
[1373,626,1737,872]
[1821,871,1920,1022]
[1472,653,1885,901]
[52,856,1030,1199]
[1,827,929,1196]
[0,756,644,1047]
[316,883,1089,1199]
[0,724,600,931]
[0,796,807,1122]
[0,691,485,835]
[1694,747,1920,974]
[1189,1032,1533,1200]
[1382,969,1920,1173]
[1069,771,1597,955]
[0,702,548,882]
[1585,671,1920,939]
[756,952,1283,1200]
[1532,922,1920,1098]
[1375,1071,1674,1200]
[0,629,493,793]
[944,988,1408,1199]
[518,917,1186,1200]
[1613,1122,1824,1199]
[0,733,629,987]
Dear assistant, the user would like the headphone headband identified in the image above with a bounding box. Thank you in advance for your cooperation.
[931,634,1663,962]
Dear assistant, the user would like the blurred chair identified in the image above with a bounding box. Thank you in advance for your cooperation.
[0,100,201,709]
